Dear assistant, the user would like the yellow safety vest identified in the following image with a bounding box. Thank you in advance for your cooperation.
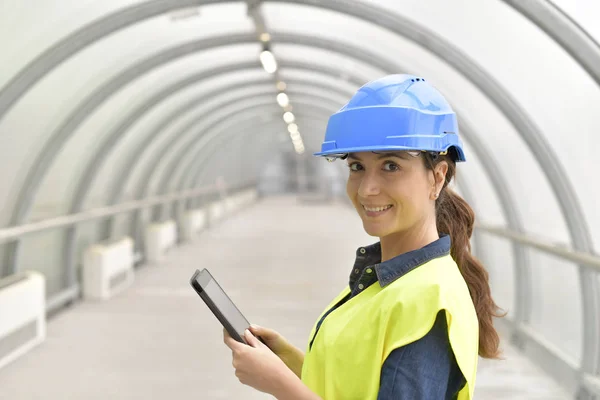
[301,254,479,399]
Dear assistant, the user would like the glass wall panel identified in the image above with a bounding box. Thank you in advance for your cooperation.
[0,3,254,227]
[18,230,67,297]
[477,233,516,321]
[0,0,147,86]
[528,251,583,364]
[87,64,266,209]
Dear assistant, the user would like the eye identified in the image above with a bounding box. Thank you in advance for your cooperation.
[382,161,400,171]
[348,162,363,172]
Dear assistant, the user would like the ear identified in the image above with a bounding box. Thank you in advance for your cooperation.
[431,161,449,199]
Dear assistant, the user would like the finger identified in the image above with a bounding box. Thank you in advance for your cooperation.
[249,326,274,349]
[223,328,230,342]
[249,324,274,338]
[244,329,263,348]
[224,334,242,351]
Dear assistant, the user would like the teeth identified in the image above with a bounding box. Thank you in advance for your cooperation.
[363,205,392,212]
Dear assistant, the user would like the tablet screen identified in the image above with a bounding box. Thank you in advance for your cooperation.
[196,270,250,340]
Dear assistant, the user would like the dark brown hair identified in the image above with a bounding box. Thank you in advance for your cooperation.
[423,151,505,359]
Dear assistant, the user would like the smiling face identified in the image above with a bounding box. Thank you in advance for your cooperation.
[346,151,446,241]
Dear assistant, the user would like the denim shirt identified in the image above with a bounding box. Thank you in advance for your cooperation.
[314,235,466,399]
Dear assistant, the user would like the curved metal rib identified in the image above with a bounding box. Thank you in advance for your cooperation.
[501,0,600,87]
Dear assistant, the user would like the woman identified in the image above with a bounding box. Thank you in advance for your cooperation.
[224,74,504,399]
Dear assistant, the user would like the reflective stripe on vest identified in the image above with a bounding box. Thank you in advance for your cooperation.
[301,254,479,400]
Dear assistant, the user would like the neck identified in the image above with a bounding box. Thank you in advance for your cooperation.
[380,221,440,262]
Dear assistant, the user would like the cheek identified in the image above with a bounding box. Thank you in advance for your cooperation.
[390,184,428,215]
[346,177,358,199]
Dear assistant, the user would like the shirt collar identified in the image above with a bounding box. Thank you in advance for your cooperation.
[350,235,451,288]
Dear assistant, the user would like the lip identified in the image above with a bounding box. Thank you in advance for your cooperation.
[362,204,393,217]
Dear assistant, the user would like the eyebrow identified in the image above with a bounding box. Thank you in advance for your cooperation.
[347,152,410,161]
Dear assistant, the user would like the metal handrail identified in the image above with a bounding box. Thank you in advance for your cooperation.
[475,223,600,272]
[0,187,598,272]
[0,183,238,244]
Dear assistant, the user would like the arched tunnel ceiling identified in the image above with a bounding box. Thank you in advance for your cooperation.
[1,0,600,392]
[1,0,599,249]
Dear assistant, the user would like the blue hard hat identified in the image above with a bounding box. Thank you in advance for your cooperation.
[314,74,466,162]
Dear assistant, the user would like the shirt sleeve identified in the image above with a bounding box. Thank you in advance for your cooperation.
[377,310,465,400]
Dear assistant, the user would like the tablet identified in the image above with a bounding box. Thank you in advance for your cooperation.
[190,268,252,344]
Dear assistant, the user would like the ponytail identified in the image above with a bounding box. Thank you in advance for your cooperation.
[424,153,505,359]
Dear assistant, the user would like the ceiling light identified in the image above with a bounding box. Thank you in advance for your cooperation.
[277,93,289,107]
[277,81,287,91]
[283,112,295,123]
[260,32,271,42]
[287,123,298,134]
[259,50,277,74]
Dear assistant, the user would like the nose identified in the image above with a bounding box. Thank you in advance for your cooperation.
[357,171,381,198]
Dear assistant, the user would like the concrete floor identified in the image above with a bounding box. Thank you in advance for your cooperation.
[0,196,570,399]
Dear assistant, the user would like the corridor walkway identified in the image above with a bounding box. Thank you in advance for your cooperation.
[0,196,569,399]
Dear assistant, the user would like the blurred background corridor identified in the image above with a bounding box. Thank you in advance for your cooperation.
[0,1,599,399]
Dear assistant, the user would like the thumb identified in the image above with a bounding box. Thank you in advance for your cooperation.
[244,329,261,348]
[249,324,277,339]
